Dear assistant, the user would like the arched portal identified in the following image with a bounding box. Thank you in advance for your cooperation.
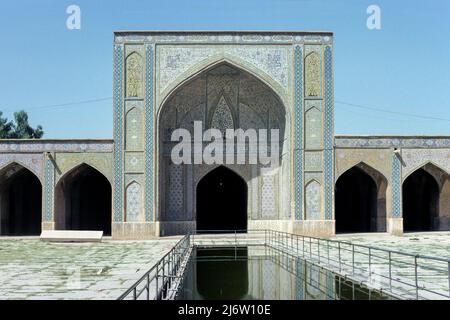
[157,62,288,235]
[55,164,111,235]
[403,168,440,232]
[196,166,247,232]
[335,164,387,233]
[0,163,42,236]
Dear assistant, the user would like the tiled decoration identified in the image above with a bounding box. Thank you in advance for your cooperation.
[125,181,142,222]
[335,137,450,148]
[145,44,155,221]
[43,155,54,222]
[125,107,143,151]
[391,153,402,218]
[211,96,234,133]
[305,52,321,97]
[116,32,333,45]
[305,180,322,220]
[157,45,290,96]
[125,52,143,98]
[0,141,113,152]
[113,44,124,222]
[168,164,184,220]
[323,46,334,220]
[294,45,303,220]
[261,174,276,218]
[0,153,43,180]
[305,107,323,149]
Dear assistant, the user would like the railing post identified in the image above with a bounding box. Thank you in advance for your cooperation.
[338,242,341,273]
[327,239,330,264]
[388,251,392,290]
[296,236,299,256]
[302,236,305,256]
[291,233,293,250]
[156,263,159,299]
[368,247,372,281]
[133,287,137,300]
[448,261,450,298]
[317,239,320,264]
[309,237,312,260]
[414,256,419,300]
[146,273,150,300]
[352,244,355,275]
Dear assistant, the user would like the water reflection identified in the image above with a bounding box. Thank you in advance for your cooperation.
[178,246,393,300]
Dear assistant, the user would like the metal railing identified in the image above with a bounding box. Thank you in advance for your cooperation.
[117,234,191,300]
[118,229,450,300]
[265,229,450,300]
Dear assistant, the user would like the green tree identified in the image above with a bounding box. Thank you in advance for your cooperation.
[0,110,44,139]
[0,112,13,138]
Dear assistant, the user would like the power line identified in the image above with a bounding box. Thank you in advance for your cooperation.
[335,100,450,123]
[1,97,112,113]
[2,95,450,124]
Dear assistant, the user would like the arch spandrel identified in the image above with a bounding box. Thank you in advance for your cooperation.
[402,160,450,184]
[334,149,391,183]
[54,153,113,185]
[0,154,44,182]
[156,53,291,114]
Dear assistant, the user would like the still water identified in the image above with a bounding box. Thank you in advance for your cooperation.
[178,246,393,300]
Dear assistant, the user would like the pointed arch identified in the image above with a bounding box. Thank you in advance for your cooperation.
[157,61,287,235]
[54,163,112,235]
[305,51,321,97]
[305,179,322,220]
[210,95,235,132]
[125,51,143,98]
[125,181,143,222]
[0,162,42,235]
[158,57,289,112]
[157,60,290,128]
[125,106,144,151]
[402,162,450,231]
[335,163,387,233]
[305,106,323,150]
[0,158,42,183]
[196,165,247,232]
[403,161,450,184]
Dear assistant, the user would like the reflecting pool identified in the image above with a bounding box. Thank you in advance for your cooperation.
[177,246,394,300]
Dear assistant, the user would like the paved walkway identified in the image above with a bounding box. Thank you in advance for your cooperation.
[0,238,179,300]
[333,232,450,259]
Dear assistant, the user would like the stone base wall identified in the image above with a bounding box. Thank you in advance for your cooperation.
[112,222,159,239]
[41,222,55,231]
[387,218,403,235]
[291,220,335,237]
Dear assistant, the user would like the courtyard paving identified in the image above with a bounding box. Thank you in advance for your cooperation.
[1,232,449,300]
[0,238,179,300]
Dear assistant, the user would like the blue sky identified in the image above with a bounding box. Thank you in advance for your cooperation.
[0,0,449,138]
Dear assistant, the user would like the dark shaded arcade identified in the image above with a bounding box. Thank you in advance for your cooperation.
[0,163,42,236]
[402,168,439,232]
[55,164,111,235]
[335,167,379,233]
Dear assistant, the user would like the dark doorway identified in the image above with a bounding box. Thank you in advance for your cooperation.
[403,169,439,232]
[335,167,378,233]
[0,164,42,236]
[55,164,111,235]
[196,166,247,232]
